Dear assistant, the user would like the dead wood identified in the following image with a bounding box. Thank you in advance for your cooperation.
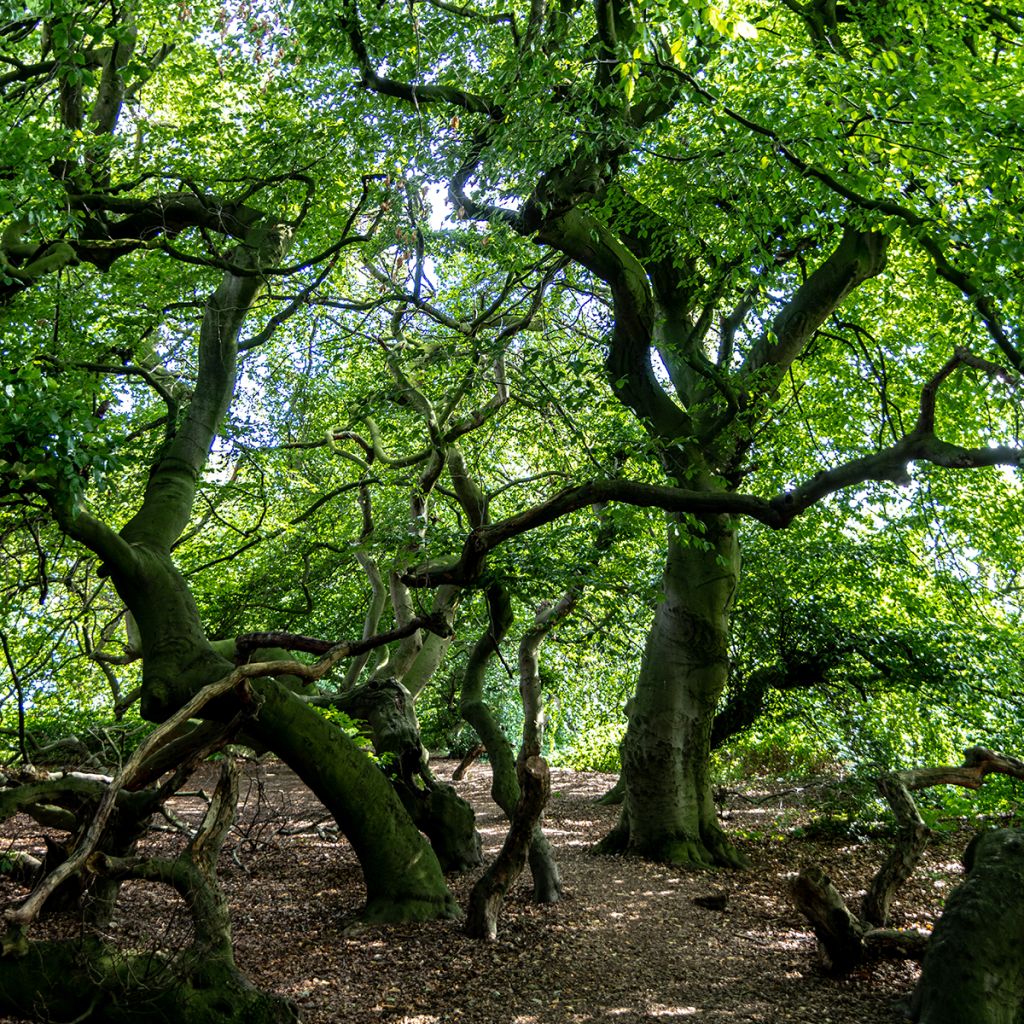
[793,746,1024,971]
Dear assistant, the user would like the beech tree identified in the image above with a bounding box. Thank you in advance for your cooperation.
[0,0,460,923]
[2,8,1023,1018]
[326,0,1024,866]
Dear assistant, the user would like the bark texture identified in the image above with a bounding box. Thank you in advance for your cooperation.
[331,675,481,873]
[789,862,929,974]
[791,747,1024,974]
[0,761,298,1024]
[466,756,551,941]
[247,679,460,919]
[0,939,298,1024]
[911,829,1024,1024]
[607,514,747,868]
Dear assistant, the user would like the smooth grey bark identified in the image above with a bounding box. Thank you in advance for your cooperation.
[402,585,461,697]
[460,584,519,814]
[601,513,748,867]
[342,549,388,687]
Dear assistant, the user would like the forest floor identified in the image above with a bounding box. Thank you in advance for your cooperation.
[0,756,983,1024]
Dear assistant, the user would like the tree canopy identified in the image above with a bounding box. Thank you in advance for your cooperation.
[1,0,1023,1019]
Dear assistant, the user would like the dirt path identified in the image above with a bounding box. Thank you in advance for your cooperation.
[1,759,963,1023]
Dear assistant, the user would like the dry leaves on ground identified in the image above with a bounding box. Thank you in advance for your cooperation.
[1,758,974,1024]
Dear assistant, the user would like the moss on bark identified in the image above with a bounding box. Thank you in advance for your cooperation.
[0,939,297,1024]
[613,514,748,869]
[247,678,459,921]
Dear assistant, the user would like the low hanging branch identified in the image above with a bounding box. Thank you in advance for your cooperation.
[0,759,298,1023]
[91,759,241,964]
[3,670,253,935]
[791,746,1024,974]
[3,618,428,938]
[232,610,453,662]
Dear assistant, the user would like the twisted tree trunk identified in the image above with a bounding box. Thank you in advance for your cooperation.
[0,762,298,1024]
[466,756,551,941]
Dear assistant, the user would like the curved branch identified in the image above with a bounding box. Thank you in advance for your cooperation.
[233,611,454,663]
[663,61,1022,371]
[340,0,503,117]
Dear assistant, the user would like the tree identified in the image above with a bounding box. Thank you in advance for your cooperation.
[3,8,1023,1011]
[0,0,458,923]
[331,0,1024,866]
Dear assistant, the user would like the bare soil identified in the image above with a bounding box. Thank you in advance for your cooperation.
[1,758,974,1024]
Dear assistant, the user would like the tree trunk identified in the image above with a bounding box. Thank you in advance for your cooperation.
[329,675,481,874]
[466,756,551,941]
[459,584,519,815]
[789,862,929,974]
[911,829,1024,1024]
[518,595,569,904]
[603,513,748,868]
[246,679,459,920]
[0,937,298,1024]
[0,762,299,1024]
[113,550,457,921]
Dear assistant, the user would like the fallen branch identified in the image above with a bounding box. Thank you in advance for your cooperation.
[864,746,1024,927]
[791,746,1024,973]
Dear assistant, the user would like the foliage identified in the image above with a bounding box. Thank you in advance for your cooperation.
[550,720,627,774]
[0,0,1022,844]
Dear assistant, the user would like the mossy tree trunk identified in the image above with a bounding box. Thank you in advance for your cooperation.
[911,829,1024,1024]
[0,763,299,1024]
[603,514,748,868]
[325,674,482,875]
[48,220,455,922]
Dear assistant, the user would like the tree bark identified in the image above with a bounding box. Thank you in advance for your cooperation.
[104,553,459,920]
[792,748,1024,973]
[865,747,1024,927]
[789,862,929,974]
[459,584,518,815]
[246,678,459,919]
[0,762,299,1024]
[911,829,1024,1024]
[601,513,748,868]
[466,756,551,941]
[518,595,572,903]
[328,675,481,873]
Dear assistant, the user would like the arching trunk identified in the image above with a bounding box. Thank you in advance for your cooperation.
[600,513,747,868]
[113,550,457,921]
[247,680,459,918]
